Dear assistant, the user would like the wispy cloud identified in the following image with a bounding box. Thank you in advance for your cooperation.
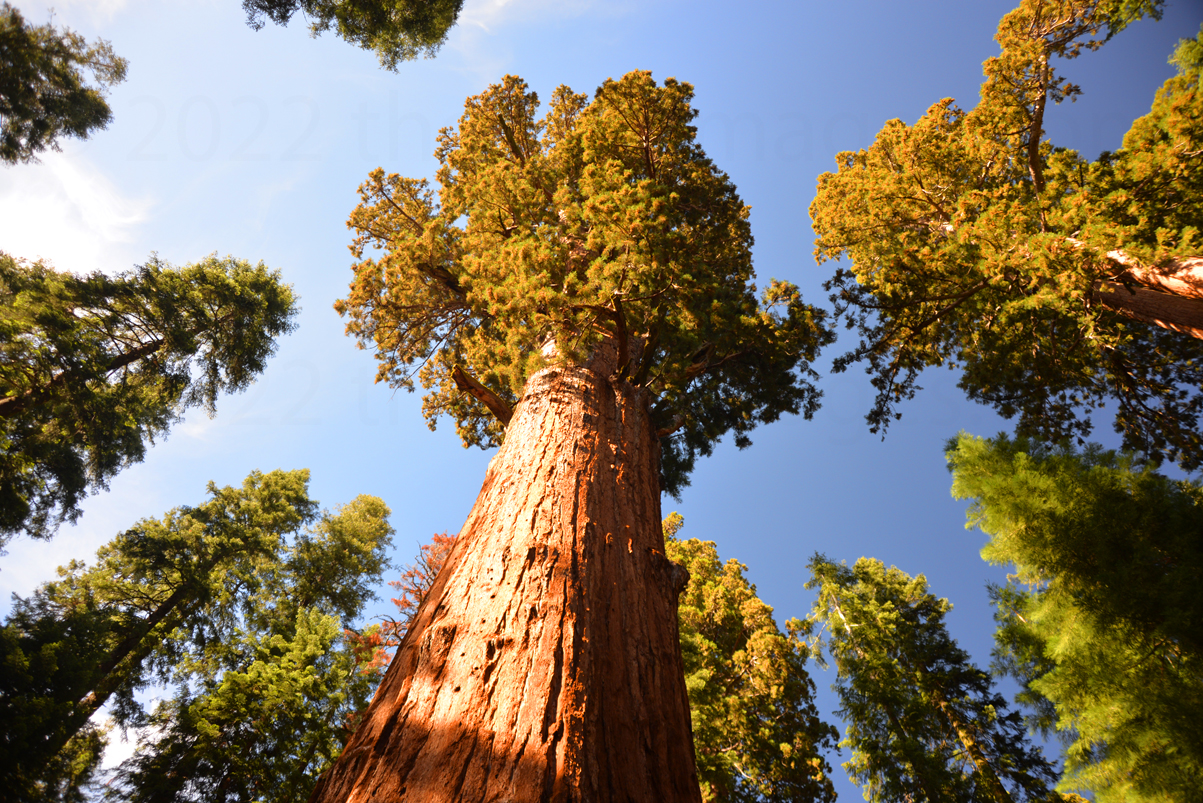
[16,0,132,28]
[0,150,152,272]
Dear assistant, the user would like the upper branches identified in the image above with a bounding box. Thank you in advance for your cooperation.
[338,71,833,494]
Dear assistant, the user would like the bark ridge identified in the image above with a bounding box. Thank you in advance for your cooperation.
[310,357,701,803]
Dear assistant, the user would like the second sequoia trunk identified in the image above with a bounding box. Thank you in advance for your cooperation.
[310,353,702,802]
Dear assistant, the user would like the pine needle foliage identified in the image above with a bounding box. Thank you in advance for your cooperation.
[810,0,1203,471]
[665,515,838,803]
[0,470,394,802]
[0,2,128,164]
[0,253,298,543]
[338,71,832,495]
[242,0,463,70]
[948,433,1203,801]
[805,556,1059,803]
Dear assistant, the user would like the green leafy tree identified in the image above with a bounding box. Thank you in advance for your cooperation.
[0,2,128,164]
[242,0,464,70]
[948,433,1203,801]
[0,469,393,802]
[665,514,838,803]
[0,253,298,544]
[338,71,832,496]
[805,555,1059,803]
[810,0,1203,470]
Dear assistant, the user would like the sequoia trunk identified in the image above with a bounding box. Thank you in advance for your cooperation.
[309,353,702,803]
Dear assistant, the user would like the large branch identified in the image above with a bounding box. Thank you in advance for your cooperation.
[451,366,513,426]
[1093,280,1203,339]
[0,336,166,420]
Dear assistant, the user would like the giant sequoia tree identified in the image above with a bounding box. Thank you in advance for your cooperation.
[313,71,831,802]
[810,0,1203,470]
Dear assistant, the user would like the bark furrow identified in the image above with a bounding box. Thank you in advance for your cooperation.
[309,354,701,803]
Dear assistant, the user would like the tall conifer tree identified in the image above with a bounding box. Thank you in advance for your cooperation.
[0,470,393,801]
[0,254,297,543]
[949,433,1203,801]
[805,556,1058,803]
[313,71,831,802]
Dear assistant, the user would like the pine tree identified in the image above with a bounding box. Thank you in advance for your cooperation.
[311,71,831,802]
[0,253,298,543]
[0,2,127,164]
[805,556,1059,803]
[0,469,393,801]
[948,433,1203,801]
[810,0,1203,471]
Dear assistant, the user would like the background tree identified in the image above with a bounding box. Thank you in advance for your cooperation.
[0,469,393,801]
[0,2,128,164]
[241,0,464,70]
[948,433,1203,801]
[312,72,831,803]
[805,555,1059,803]
[0,253,298,544]
[664,514,838,803]
[810,0,1203,470]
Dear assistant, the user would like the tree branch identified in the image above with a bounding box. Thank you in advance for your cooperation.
[451,366,513,426]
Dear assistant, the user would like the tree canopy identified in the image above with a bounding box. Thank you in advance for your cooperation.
[948,433,1203,801]
[0,253,298,544]
[241,0,464,69]
[664,514,838,803]
[0,2,128,164]
[0,469,393,801]
[805,555,1059,803]
[338,71,832,494]
[810,0,1203,470]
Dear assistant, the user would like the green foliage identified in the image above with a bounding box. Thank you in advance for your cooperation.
[810,0,1203,471]
[948,433,1203,801]
[0,2,128,164]
[339,72,832,495]
[665,519,838,803]
[1170,24,1203,79]
[0,253,298,544]
[805,555,1058,803]
[0,470,393,802]
[242,0,463,70]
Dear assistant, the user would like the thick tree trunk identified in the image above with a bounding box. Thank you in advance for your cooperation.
[310,351,701,802]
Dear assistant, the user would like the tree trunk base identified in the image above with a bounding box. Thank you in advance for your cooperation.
[310,357,701,803]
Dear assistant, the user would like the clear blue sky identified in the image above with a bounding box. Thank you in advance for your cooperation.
[3,0,1201,792]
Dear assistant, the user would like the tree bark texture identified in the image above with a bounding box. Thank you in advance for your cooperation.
[1094,279,1203,339]
[310,353,702,803]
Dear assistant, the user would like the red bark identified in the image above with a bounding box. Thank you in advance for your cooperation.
[310,348,701,802]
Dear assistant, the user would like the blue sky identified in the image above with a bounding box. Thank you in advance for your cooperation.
[3,0,1201,792]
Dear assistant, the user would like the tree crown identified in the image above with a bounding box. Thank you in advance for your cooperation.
[339,71,832,494]
[242,0,464,70]
[809,0,1203,470]
[0,2,128,164]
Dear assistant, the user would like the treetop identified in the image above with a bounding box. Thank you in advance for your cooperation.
[339,71,832,494]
